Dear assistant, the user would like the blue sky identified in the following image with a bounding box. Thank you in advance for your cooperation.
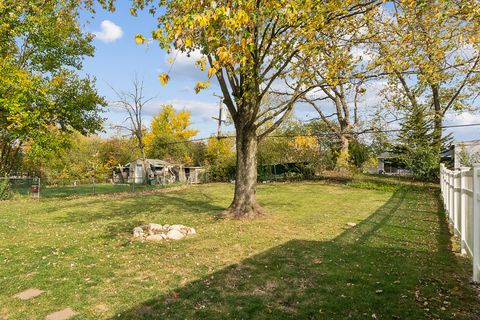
[80,2,227,138]
[79,3,479,142]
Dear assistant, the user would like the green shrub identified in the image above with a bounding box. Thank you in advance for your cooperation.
[0,178,12,200]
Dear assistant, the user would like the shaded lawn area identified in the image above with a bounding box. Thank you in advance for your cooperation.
[11,182,182,198]
[0,181,478,319]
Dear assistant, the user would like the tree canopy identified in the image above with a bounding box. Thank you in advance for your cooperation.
[145,104,199,164]
[127,0,382,217]
[0,0,105,175]
[370,0,480,154]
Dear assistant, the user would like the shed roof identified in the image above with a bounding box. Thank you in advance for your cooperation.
[128,158,175,166]
[377,151,394,159]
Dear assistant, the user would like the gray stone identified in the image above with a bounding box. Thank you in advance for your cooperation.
[14,288,44,300]
[168,224,185,231]
[133,223,195,241]
[346,222,357,227]
[147,223,164,232]
[166,229,185,240]
[133,227,144,238]
[45,308,78,320]
[146,234,164,241]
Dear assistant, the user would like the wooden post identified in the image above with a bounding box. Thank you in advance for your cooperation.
[472,164,480,282]
[212,94,225,138]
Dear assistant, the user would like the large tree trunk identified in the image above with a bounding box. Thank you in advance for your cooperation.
[336,134,350,174]
[432,110,443,155]
[431,85,443,158]
[223,125,264,218]
[140,144,148,185]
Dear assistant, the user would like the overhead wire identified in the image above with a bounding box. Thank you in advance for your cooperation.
[149,122,480,146]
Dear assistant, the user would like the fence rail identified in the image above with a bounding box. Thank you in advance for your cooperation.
[440,163,480,282]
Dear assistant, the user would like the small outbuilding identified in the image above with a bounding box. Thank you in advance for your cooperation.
[112,159,204,184]
[183,166,205,184]
[376,152,412,176]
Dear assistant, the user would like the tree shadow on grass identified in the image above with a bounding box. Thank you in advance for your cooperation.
[58,190,226,224]
[111,187,479,319]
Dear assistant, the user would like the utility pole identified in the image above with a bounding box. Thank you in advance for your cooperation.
[212,93,226,138]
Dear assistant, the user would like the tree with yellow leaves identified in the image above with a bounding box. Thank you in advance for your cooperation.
[370,0,480,157]
[204,136,235,181]
[124,0,381,218]
[145,105,198,146]
[145,105,199,163]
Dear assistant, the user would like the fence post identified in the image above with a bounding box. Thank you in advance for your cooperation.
[449,171,454,223]
[453,170,459,234]
[444,167,448,211]
[440,164,444,203]
[473,164,480,282]
[444,166,448,211]
[460,167,469,255]
[445,169,450,216]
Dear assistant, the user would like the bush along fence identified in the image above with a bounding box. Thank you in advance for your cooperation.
[440,163,480,282]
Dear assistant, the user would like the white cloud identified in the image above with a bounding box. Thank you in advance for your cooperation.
[444,112,480,126]
[164,49,211,82]
[167,49,203,68]
[298,79,387,119]
[93,20,123,43]
[439,111,480,142]
[143,99,218,121]
[107,99,221,137]
[351,46,375,63]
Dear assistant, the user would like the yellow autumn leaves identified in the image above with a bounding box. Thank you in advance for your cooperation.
[134,34,145,45]
[159,73,170,86]
[144,104,198,154]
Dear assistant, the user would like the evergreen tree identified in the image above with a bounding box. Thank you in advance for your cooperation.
[393,105,438,180]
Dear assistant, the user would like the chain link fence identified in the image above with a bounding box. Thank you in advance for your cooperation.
[0,176,191,198]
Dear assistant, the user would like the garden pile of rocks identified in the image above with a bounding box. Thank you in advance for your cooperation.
[133,223,196,241]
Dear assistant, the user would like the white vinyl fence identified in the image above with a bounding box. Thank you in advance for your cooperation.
[440,163,480,282]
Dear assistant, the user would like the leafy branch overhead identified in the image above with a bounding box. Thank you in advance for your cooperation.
[127,0,384,217]
[133,0,381,134]
[0,1,106,175]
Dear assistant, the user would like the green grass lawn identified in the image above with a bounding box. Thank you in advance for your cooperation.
[0,180,478,319]
[11,182,183,198]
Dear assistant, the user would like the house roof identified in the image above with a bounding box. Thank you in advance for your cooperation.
[454,139,480,146]
[123,159,175,167]
[441,148,454,158]
[144,159,174,166]
[377,151,394,159]
[124,158,205,168]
